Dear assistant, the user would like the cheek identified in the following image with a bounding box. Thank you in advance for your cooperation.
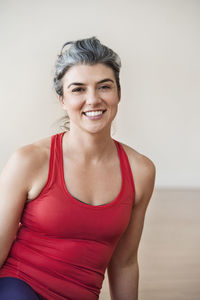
[71,102,82,110]
[103,90,118,102]
[66,97,84,110]
[109,95,120,107]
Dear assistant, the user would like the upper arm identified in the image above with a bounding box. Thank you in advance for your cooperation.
[108,151,156,268]
[0,146,36,266]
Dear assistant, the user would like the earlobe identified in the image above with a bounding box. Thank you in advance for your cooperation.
[59,95,68,112]
[59,95,66,110]
[58,95,64,105]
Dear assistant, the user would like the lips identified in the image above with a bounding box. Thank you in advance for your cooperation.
[83,109,106,114]
[83,110,106,118]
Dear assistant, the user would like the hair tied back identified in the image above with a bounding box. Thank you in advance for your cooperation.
[60,41,74,56]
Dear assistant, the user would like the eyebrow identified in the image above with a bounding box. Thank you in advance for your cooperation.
[67,78,114,89]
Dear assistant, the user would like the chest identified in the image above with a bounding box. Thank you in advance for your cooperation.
[63,157,122,206]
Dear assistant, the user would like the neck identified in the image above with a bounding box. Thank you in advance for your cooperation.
[63,125,115,164]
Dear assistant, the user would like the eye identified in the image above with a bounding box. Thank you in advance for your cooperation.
[99,85,111,90]
[72,87,85,93]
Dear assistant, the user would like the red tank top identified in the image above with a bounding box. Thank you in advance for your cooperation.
[0,131,135,300]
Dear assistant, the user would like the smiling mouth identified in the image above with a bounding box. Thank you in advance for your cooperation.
[82,110,107,117]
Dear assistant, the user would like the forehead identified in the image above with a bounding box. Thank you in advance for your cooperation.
[63,63,115,84]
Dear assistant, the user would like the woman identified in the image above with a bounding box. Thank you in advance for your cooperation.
[0,37,156,300]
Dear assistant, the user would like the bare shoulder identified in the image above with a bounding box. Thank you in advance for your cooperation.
[4,135,52,190]
[119,141,156,205]
[119,141,156,176]
[14,135,51,166]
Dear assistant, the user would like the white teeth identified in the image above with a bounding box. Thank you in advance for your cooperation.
[84,110,104,117]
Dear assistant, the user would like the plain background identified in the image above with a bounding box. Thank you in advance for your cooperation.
[0,0,199,189]
[0,1,200,299]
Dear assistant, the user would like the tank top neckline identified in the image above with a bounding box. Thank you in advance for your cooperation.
[58,131,125,209]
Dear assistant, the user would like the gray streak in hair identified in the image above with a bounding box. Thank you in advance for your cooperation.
[54,36,121,97]
[53,36,121,131]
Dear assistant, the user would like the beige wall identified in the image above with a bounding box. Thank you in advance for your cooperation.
[0,0,199,188]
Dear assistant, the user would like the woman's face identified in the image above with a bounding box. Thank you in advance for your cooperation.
[59,63,120,134]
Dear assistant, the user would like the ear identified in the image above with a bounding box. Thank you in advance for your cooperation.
[58,95,64,105]
[58,95,66,110]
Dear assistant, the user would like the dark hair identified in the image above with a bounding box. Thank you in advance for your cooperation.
[53,36,121,131]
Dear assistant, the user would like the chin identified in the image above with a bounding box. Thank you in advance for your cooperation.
[82,124,111,134]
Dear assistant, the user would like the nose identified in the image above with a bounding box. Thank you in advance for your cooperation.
[86,89,101,105]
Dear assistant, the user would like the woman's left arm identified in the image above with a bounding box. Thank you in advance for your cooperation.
[107,151,156,300]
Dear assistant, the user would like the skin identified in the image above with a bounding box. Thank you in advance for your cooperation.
[0,63,156,300]
[57,63,125,206]
[58,63,121,164]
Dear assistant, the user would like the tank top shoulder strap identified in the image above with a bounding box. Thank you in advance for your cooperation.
[45,132,63,189]
[113,139,136,205]
[46,133,135,205]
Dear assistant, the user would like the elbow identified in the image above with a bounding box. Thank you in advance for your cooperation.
[118,252,139,269]
[125,254,139,268]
